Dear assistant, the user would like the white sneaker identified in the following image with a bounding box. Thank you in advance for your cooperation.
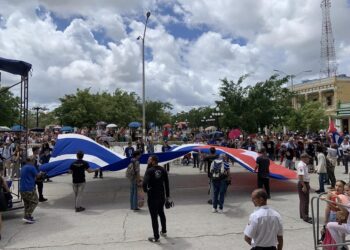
[212,208,217,213]
[218,209,223,213]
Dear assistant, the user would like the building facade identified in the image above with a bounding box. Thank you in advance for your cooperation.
[293,75,350,133]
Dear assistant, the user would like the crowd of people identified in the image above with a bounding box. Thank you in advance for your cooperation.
[2,126,350,248]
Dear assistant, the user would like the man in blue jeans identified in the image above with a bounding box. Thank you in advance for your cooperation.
[129,151,141,211]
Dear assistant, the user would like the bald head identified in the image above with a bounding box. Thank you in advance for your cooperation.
[251,189,268,207]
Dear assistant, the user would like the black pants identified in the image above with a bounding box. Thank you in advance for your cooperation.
[326,166,336,188]
[343,155,350,173]
[164,163,170,172]
[193,154,199,167]
[148,198,166,239]
[94,169,103,177]
[36,181,44,199]
[257,177,270,197]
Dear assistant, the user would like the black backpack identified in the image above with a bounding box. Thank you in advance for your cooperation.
[211,161,223,180]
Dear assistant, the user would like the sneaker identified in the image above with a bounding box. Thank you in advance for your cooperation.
[22,217,35,224]
[160,231,167,237]
[75,207,85,212]
[93,176,98,179]
[218,209,223,213]
[99,176,103,179]
[148,237,159,243]
[303,217,313,224]
[39,197,48,202]
[212,208,217,213]
[133,208,141,212]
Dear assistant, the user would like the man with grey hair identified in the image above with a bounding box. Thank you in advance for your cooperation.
[244,189,283,250]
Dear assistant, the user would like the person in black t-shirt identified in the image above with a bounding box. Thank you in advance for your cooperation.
[69,151,94,212]
[143,155,170,243]
[255,147,271,199]
[205,147,219,204]
[263,136,275,161]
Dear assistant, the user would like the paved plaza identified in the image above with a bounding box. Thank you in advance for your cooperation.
[1,160,345,250]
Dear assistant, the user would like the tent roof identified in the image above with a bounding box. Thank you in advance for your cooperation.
[0,57,32,76]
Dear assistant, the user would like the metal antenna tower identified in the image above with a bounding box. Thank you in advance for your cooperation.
[320,0,337,77]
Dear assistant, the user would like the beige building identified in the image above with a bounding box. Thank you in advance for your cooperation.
[293,75,350,133]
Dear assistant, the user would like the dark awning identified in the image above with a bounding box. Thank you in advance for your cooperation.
[0,57,32,76]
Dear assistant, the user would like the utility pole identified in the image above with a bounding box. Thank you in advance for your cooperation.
[32,106,48,127]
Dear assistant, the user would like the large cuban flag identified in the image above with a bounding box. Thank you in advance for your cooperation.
[41,135,297,180]
[169,144,297,180]
[40,134,126,177]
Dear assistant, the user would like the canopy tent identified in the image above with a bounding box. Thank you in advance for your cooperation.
[209,131,224,139]
[205,126,217,131]
[228,129,241,139]
[0,57,31,205]
[61,126,74,132]
[163,123,172,128]
[129,121,141,128]
[96,121,107,126]
[177,121,188,129]
[0,126,11,132]
[30,127,45,133]
[0,57,32,76]
[11,125,25,131]
[106,123,117,128]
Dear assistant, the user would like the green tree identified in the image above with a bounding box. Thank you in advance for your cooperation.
[217,75,291,133]
[217,75,250,129]
[287,101,327,132]
[0,86,20,126]
[145,100,173,128]
[246,75,292,131]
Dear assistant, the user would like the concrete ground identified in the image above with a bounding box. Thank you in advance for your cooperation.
[1,160,348,250]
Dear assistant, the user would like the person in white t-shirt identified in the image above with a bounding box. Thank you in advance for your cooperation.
[297,153,312,223]
[341,136,350,174]
[244,189,283,250]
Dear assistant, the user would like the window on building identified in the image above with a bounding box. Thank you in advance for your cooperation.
[326,96,332,106]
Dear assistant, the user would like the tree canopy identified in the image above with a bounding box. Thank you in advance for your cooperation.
[53,88,172,128]
[0,86,20,126]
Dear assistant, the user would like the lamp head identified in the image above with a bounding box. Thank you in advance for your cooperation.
[146,12,151,18]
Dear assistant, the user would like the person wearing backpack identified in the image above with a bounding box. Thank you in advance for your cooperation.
[210,154,230,213]
[127,150,141,211]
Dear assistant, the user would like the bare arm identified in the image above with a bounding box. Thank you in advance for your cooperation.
[244,235,252,246]
[255,163,259,172]
[277,235,283,250]
[86,168,95,173]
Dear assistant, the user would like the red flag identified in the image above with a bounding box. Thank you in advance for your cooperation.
[327,118,337,133]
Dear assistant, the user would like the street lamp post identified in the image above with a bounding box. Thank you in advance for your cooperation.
[138,11,151,140]
[212,107,224,130]
[32,106,48,127]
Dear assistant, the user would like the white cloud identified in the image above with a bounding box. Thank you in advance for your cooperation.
[0,0,349,113]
